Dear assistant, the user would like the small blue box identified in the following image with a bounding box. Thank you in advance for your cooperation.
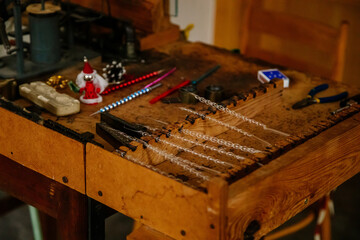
[257,69,289,88]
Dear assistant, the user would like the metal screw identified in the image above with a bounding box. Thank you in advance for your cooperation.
[62,176,68,183]
[180,230,186,236]
[98,191,103,196]
[304,198,309,204]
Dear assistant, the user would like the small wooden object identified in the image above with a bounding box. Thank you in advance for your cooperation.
[26,2,61,15]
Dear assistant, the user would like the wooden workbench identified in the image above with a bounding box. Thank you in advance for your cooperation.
[1,42,360,240]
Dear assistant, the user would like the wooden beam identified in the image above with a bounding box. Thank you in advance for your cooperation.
[70,0,172,33]
[227,113,360,239]
[0,154,88,240]
[127,224,175,240]
[0,107,86,193]
[86,143,220,240]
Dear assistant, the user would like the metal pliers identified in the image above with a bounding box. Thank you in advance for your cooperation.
[292,84,348,109]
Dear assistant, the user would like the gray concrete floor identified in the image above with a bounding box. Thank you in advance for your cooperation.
[1,173,360,240]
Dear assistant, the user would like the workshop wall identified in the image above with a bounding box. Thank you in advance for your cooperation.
[170,0,216,44]
[214,0,360,87]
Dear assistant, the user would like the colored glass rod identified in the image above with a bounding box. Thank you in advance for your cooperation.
[101,70,163,95]
[143,67,177,89]
[90,83,163,116]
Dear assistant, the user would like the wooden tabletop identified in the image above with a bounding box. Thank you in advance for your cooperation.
[1,41,360,240]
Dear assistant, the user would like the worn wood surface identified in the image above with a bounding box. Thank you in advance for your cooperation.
[10,41,359,191]
[122,79,282,166]
[215,0,355,84]
[127,224,174,240]
[0,154,88,240]
[4,41,360,240]
[70,0,172,33]
[207,178,229,240]
[0,107,86,193]
[227,113,360,239]
[242,0,348,82]
[140,24,180,50]
[86,143,219,240]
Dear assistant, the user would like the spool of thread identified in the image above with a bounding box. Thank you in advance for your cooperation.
[179,85,198,104]
[205,85,224,102]
[27,3,61,64]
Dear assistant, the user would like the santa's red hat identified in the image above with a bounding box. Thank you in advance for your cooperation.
[83,56,94,74]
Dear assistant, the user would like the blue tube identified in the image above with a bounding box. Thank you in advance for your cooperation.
[29,12,60,64]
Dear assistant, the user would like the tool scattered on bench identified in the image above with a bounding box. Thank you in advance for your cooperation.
[96,112,148,151]
[154,65,220,104]
[331,94,360,115]
[292,84,348,109]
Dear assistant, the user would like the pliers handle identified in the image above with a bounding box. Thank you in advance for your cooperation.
[293,84,348,109]
[307,84,348,103]
[308,84,328,98]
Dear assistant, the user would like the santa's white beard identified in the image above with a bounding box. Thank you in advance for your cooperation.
[76,70,109,93]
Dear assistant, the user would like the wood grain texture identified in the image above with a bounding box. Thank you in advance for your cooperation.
[332,21,349,82]
[207,178,229,240]
[227,113,360,240]
[0,107,85,193]
[248,10,338,53]
[216,0,349,82]
[70,0,171,33]
[140,24,180,50]
[241,0,348,82]
[245,45,332,80]
[86,143,219,240]
[127,224,175,240]
[0,154,88,240]
[122,79,283,167]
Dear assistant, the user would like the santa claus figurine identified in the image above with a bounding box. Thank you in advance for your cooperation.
[76,56,108,104]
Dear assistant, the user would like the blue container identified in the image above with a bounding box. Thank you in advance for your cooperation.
[29,12,60,64]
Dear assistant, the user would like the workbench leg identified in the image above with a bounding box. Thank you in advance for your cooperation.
[127,224,175,240]
[88,198,117,240]
[0,154,89,240]
[320,208,332,240]
[39,212,57,240]
[57,189,88,240]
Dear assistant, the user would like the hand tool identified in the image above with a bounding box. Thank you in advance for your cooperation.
[292,84,348,109]
[149,79,190,104]
[331,94,360,115]
[96,112,148,150]
[191,65,220,85]
[155,65,221,104]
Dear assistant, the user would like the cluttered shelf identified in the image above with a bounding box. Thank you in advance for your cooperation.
[1,41,360,240]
